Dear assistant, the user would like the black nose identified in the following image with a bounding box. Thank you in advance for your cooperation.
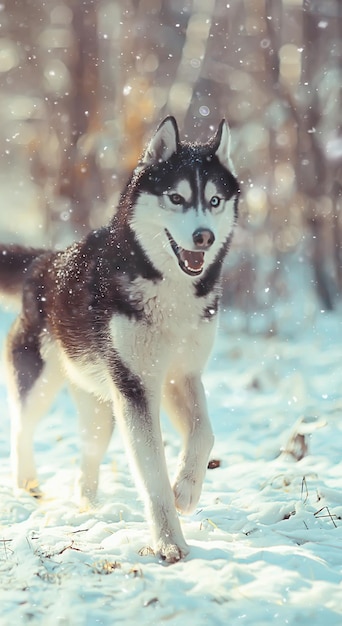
[192,228,215,250]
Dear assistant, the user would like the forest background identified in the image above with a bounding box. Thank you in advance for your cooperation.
[0,0,341,318]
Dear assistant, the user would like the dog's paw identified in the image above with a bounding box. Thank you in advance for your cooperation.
[156,538,189,564]
[173,475,201,515]
[14,479,43,500]
[75,474,98,509]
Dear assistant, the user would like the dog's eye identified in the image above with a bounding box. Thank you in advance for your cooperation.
[210,196,221,208]
[169,193,184,205]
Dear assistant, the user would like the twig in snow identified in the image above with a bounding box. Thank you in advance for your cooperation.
[200,518,218,531]
[56,541,84,555]
[1,538,13,560]
[301,476,309,503]
[144,597,159,607]
[314,506,339,528]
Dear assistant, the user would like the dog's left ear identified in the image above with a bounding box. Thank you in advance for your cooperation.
[142,116,179,165]
[214,120,236,174]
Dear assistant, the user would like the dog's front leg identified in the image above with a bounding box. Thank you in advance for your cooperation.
[163,374,214,515]
[113,385,189,563]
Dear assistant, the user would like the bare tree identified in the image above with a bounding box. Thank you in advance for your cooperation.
[299,0,342,309]
[56,0,106,235]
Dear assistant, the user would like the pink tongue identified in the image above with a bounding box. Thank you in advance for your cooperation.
[179,249,205,271]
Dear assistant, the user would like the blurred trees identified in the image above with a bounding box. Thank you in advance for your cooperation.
[299,0,342,309]
[0,0,341,312]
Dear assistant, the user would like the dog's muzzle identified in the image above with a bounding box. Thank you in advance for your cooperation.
[165,229,209,276]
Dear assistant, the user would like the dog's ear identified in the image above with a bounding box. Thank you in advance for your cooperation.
[213,120,236,174]
[142,116,179,165]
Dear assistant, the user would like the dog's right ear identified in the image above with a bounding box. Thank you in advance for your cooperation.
[141,117,179,166]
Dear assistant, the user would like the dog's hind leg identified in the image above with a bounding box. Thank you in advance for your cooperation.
[163,373,214,515]
[6,318,63,496]
[70,386,114,506]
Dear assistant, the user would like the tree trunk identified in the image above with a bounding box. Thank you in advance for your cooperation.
[57,0,105,235]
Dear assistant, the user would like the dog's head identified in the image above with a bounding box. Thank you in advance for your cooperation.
[126,117,239,279]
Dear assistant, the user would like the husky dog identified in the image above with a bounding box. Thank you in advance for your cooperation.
[0,117,239,562]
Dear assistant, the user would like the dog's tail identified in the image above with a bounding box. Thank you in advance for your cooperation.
[0,244,46,301]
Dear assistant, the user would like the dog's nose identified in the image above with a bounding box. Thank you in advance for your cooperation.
[192,228,215,250]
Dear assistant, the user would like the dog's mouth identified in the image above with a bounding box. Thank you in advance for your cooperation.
[165,229,205,276]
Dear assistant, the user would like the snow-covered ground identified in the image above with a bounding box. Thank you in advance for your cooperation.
[0,295,341,625]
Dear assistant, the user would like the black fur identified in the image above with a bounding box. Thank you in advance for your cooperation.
[109,350,147,412]
[201,295,220,321]
[7,316,44,400]
[0,245,45,297]
[42,223,162,357]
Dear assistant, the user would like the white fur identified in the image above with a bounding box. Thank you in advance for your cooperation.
[8,336,64,495]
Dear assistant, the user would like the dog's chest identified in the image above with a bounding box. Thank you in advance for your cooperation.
[108,276,218,380]
[133,277,205,331]
[110,276,214,358]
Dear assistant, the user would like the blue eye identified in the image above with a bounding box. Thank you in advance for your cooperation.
[210,196,221,208]
[169,193,184,205]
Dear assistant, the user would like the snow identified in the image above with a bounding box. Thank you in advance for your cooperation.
[0,302,342,625]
